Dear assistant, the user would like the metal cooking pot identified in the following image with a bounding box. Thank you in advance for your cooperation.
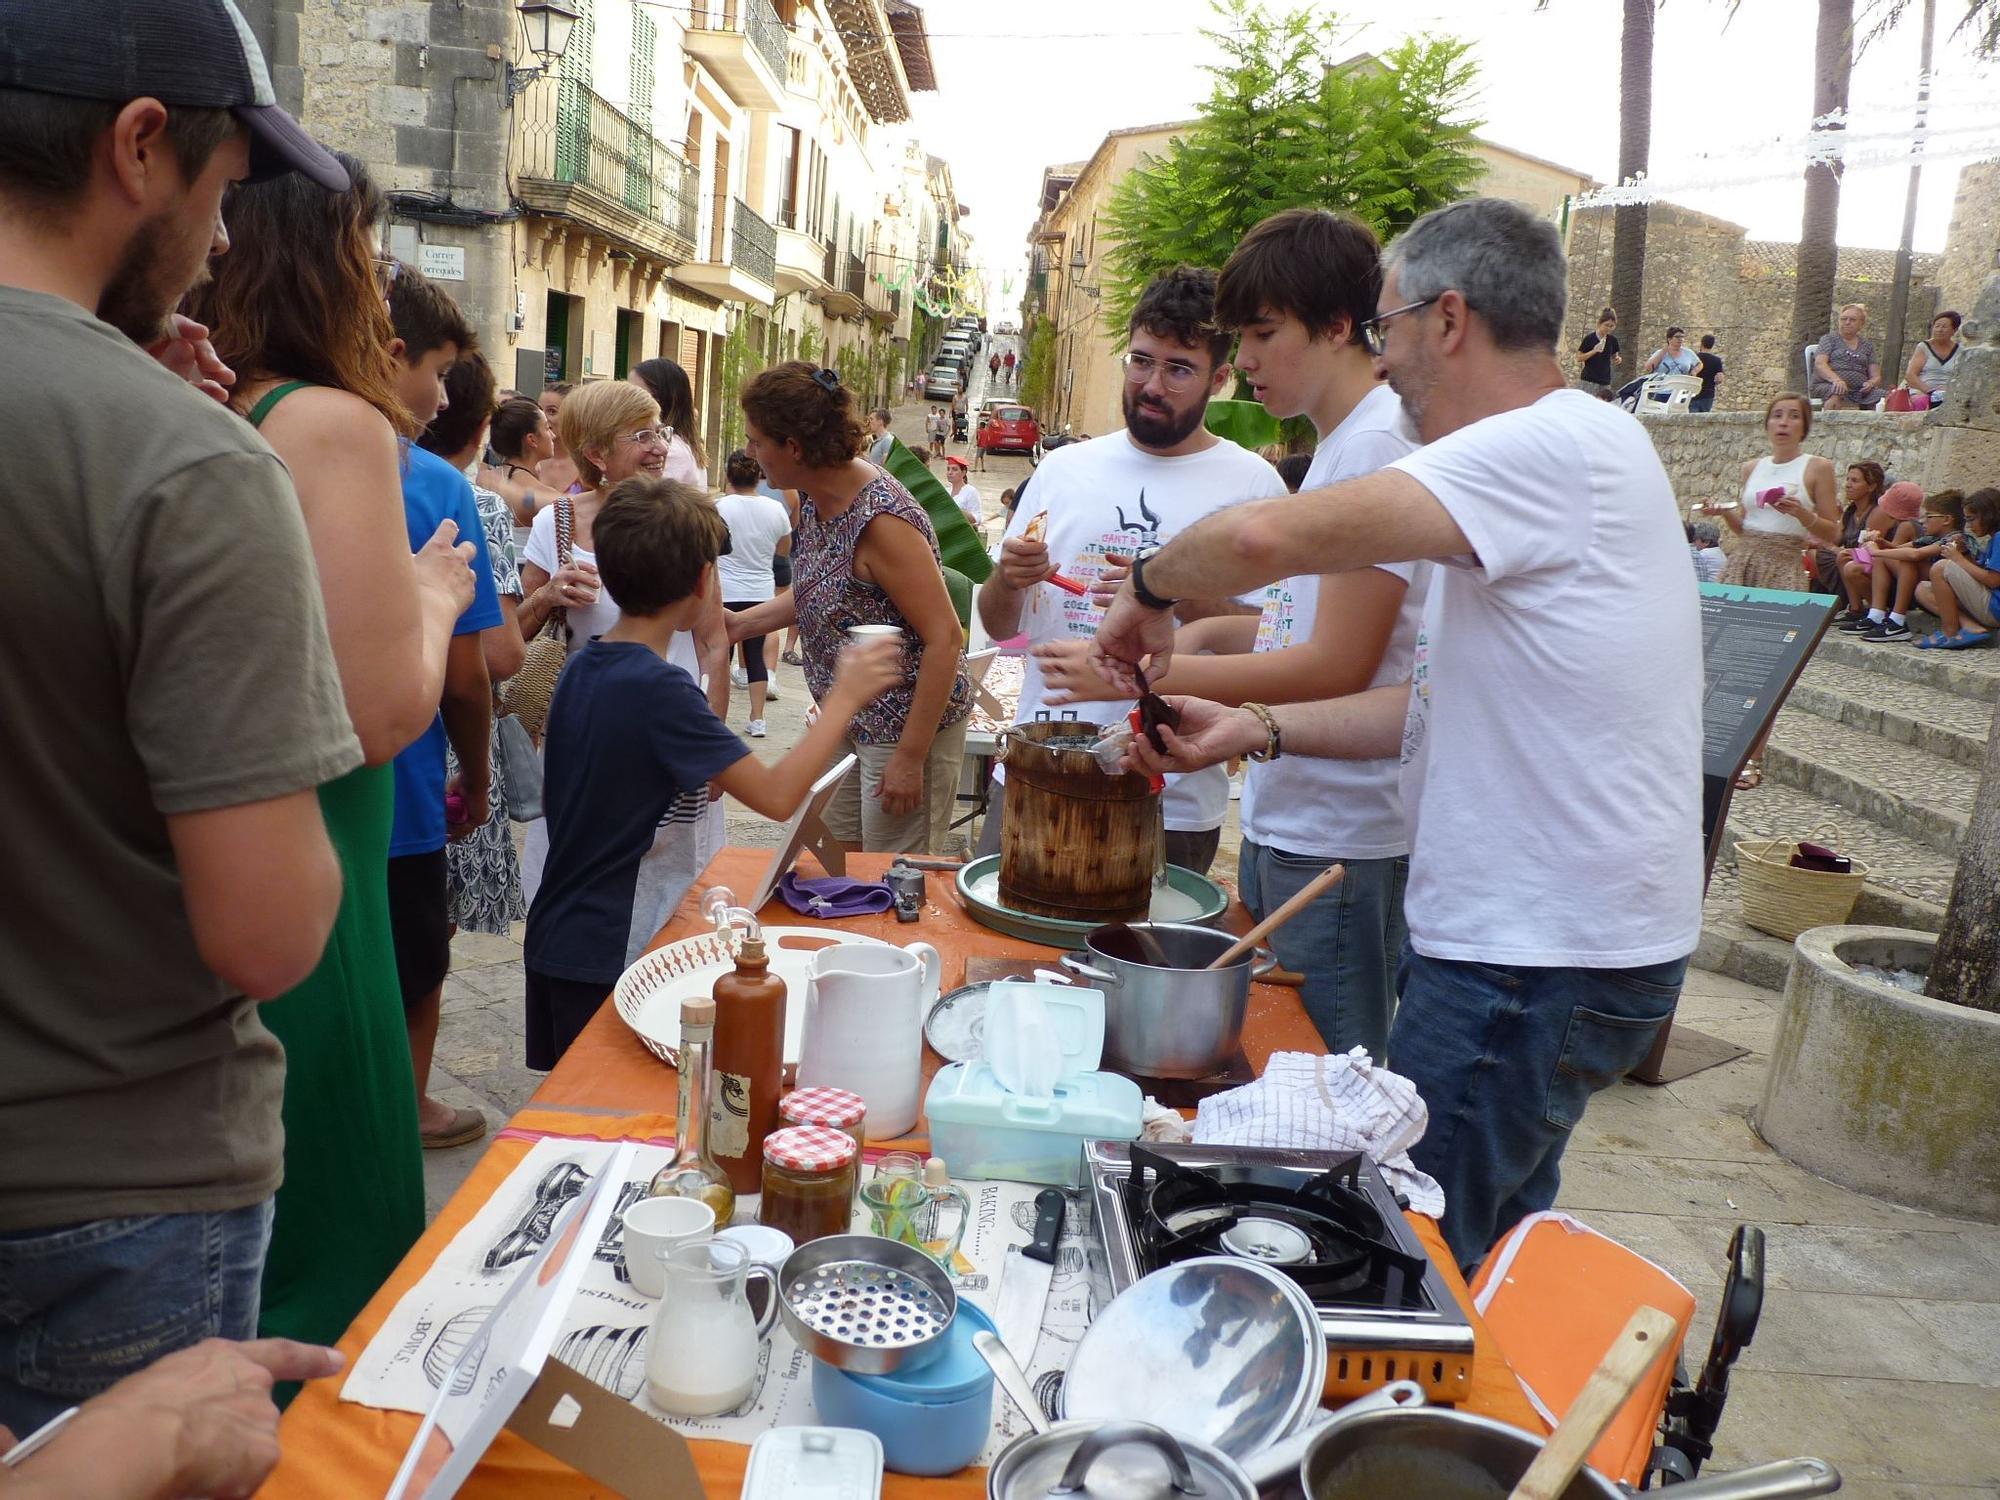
[1251,1397,1841,1500]
[986,1421,1256,1500]
[1062,922,1275,1079]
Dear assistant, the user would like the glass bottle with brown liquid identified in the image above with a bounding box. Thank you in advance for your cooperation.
[708,933,787,1196]
[649,996,735,1222]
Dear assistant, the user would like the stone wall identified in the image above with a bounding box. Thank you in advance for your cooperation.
[1565,203,1938,416]
[1640,409,2000,510]
[1939,161,2000,320]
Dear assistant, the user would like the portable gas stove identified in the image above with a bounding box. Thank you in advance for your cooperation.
[1083,1140,1476,1404]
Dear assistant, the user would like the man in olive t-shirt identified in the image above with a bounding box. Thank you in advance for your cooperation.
[0,3,361,1430]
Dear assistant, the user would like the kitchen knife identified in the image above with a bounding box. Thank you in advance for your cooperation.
[994,1188,1066,1369]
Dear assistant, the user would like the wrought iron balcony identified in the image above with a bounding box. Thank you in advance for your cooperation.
[517,82,698,256]
[732,197,778,288]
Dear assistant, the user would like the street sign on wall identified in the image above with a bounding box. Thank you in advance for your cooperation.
[418,244,467,281]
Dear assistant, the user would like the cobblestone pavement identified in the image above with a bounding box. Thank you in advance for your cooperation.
[419,388,2000,1488]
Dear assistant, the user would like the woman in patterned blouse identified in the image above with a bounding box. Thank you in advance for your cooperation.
[724,363,971,853]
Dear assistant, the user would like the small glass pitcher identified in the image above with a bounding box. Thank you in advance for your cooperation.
[644,1239,778,1418]
[860,1153,970,1267]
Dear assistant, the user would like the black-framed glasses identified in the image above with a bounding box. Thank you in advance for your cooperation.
[1120,351,1206,393]
[1360,296,1441,356]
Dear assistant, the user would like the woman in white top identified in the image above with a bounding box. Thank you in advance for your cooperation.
[516,380,730,905]
[1905,310,1962,404]
[715,449,794,737]
[1700,392,1839,788]
[629,357,708,489]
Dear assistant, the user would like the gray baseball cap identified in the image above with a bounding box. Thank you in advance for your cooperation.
[0,0,349,190]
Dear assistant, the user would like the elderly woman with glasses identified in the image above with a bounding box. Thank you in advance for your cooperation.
[516,380,732,908]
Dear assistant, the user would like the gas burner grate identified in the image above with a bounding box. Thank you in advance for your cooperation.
[1124,1143,1432,1308]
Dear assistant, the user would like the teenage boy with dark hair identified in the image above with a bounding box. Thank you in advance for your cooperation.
[524,479,900,1066]
[383,263,502,1148]
[976,265,1286,874]
[1033,209,1423,1058]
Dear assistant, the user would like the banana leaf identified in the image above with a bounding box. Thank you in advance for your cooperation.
[879,436,993,586]
[1203,398,1281,451]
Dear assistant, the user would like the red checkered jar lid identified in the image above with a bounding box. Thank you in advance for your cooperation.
[763,1124,858,1172]
[780,1086,867,1130]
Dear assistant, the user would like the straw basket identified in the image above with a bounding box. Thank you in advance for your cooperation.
[1735,821,1869,942]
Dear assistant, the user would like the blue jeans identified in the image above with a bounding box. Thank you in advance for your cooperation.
[1238,841,1407,1060]
[1389,950,1687,1271]
[0,1200,274,1431]
[1689,395,1715,413]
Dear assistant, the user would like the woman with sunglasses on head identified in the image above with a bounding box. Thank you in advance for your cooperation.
[188,151,476,1360]
[514,381,728,916]
[727,363,971,853]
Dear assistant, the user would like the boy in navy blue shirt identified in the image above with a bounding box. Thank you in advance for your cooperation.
[524,478,899,1068]
[384,267,502,1147]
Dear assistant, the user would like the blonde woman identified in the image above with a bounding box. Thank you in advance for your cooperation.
[516,381,730,921]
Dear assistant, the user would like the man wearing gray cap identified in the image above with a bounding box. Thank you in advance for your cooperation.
[0,0,364,1428]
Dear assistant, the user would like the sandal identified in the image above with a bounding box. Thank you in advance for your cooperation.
[1735,758,1764,791]
[781,648,804,666]
[420,1104,488,1150]
[1915,630,1953,649]
[1939,629,1994,650]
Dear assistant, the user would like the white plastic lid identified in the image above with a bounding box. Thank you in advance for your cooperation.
[741,1426,883,1500]
[987,981,1105,1087]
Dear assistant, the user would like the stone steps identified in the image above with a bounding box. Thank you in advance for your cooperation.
[1697,624,1990,988]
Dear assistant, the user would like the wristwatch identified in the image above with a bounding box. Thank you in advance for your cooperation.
[1129,546,1176,613]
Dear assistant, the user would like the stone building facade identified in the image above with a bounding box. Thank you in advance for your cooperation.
[1563,202,1941,415]
[1938,159,2000,322]
[237,0,956,461]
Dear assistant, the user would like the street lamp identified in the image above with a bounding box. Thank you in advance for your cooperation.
[506,0,581,106]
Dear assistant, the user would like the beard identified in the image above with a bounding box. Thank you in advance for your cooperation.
[98,211,210,347]
[1123,385,1207,448]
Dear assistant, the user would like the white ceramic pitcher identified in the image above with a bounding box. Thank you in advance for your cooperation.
[796,941,941,1138]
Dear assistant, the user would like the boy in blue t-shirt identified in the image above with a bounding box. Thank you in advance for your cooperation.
[523,478,899,1069]
[384,267,503,1147]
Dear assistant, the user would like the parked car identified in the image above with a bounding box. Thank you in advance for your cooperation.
[977,402,1041,458]
[996,320,1019,336]
[923,364,962,401]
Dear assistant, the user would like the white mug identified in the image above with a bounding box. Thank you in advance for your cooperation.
[622,1195,715,1297]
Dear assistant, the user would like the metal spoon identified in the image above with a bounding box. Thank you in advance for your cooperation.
[974,1329,1050,1435]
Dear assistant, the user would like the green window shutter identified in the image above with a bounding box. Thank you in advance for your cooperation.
[554,0,595,183]
[627,13,656,212]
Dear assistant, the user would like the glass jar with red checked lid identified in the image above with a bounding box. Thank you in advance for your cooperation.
[758,1125,858,1246]
[780,1086,867,1199]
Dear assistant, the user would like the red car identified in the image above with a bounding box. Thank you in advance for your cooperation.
[977,402,1041,458]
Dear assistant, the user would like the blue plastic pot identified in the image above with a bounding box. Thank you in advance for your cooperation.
[809,1298,997,1476]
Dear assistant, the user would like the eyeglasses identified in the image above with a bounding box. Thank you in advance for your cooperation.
[615,426,672,448]
[1360,296,1442,356]
[371,257,401,293]
[1121,351,1206,393]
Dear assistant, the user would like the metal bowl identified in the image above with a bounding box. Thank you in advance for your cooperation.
[776,1233,958,1375]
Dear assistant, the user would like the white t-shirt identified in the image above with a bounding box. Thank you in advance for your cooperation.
[1240,384,1428,860]
[954,483,983,527]
[998,430,1287,832]
[521,501,700,675]
[716,491,792,602]
[1390,388,1703,967]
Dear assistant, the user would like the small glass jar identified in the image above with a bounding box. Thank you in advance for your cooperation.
[780,1087,867,1205]
[759,1125,859,1247]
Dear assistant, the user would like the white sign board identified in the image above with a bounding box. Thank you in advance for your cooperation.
[419,244,467,281]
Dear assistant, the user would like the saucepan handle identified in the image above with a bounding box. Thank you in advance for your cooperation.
[1051,1423,1203,1497]
[1247,947,1279,980]
[1059,952,1120,986]
[1240,1380,1426,1489]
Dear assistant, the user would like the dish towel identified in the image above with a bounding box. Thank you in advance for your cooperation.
[1192,1049,1446,1216]
[777,871,896,918]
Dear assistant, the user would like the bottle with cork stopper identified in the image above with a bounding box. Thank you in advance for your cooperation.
[649,996,735,1223]
[708,927,787,1196]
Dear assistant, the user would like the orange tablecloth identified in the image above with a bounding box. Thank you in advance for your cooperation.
[264,851,1541,1498]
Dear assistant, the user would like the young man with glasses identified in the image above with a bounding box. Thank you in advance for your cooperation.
[975,266,1286,874]
[1089,199,1703,1271]
[1034,209,1422,1061]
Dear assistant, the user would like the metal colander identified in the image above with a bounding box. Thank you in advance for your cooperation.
[776,1233,957,1375]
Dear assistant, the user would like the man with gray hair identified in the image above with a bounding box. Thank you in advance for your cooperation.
[1088,197,1704,1268]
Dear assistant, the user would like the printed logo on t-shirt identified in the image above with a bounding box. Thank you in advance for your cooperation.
[1402,624,1431,766]
[1031,488,1165,641]
[1254,582,1301,654]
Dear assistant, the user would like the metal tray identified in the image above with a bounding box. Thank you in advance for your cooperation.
[953,854,1230,948]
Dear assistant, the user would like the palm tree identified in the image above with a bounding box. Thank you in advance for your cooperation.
[1788,0,1854,358]
[1609,0,1655,387]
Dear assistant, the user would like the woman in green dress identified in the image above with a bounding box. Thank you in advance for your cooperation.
[191,153,473,1363]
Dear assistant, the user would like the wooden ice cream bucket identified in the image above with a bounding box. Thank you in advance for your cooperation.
[997,719,1159,923]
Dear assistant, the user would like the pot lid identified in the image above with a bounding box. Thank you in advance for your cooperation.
[989,1421,1254,1500]
[1060,1256,1321,1460]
